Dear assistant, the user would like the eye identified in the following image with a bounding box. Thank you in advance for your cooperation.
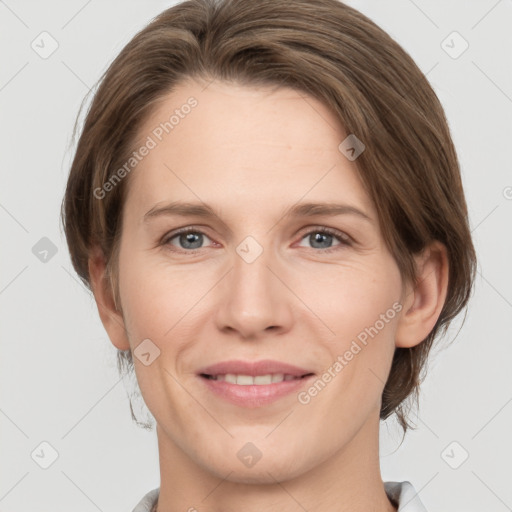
[296,227,352,252]
[161,226,352,254]
[163,228,214,251]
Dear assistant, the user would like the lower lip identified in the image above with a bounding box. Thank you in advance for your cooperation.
[199,375,314,408]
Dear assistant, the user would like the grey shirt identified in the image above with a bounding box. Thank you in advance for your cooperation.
[132,481,428,511]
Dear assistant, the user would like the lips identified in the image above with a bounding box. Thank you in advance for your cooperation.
[204,374,300,385]
[197,359,315,408]
[197,359,314,379]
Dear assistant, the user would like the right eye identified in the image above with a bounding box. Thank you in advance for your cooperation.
[162,228,216,252]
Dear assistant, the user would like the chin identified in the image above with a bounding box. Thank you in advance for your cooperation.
[201,451,309,485]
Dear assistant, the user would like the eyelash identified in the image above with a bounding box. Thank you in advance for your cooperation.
[161,226,353,254]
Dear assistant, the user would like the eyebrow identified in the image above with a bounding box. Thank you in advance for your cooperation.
[143,201,373,225]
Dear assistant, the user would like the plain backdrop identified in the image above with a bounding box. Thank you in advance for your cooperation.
[1,1,511,511]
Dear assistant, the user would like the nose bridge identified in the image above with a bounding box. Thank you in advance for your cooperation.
[214,234,292,337]
[234,237,273,294]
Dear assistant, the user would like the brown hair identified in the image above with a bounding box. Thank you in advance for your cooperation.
[61,0,476,433]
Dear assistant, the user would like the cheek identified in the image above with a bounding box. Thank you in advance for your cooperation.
[118,259,194,419]
[318,261,402,341]
[317,259,402,391]
[118,252,188,345]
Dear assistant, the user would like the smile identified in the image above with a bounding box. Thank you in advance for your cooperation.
[201,373,311,385]
[196,359,316,407]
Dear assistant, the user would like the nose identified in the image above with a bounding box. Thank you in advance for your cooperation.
[214,242,294,340]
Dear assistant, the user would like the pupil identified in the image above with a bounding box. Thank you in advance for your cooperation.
[312,232,331,248]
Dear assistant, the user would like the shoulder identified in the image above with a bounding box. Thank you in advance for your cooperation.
[134,482,428,512]
[384,481,428,512]
[132,487,159,512]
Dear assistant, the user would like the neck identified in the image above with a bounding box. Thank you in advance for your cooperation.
[154,410,397,512]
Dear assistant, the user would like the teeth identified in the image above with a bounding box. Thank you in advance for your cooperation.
[237,374,255,385]
[224,373,237,384]
[212,373,300,385]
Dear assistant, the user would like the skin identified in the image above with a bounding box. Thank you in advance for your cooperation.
[89,77,449,512]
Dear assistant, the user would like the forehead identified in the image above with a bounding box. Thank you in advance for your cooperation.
[123,79,375,221]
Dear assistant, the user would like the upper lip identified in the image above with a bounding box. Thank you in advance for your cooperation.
[198,359,314,377]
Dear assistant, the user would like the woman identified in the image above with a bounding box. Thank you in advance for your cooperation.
[61,0,476,510]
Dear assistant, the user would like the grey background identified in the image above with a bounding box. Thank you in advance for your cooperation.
[1,1,511,511]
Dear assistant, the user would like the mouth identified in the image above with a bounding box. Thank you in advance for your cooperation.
[196,360,316,407]
[200,373,314,384]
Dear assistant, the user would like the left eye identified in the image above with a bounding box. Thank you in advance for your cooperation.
[297,228,351,251]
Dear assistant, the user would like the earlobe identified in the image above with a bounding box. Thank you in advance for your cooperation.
[88,245,131,351]
[395,241,449,348]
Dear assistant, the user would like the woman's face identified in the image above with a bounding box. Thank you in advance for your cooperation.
[115,78,407,482]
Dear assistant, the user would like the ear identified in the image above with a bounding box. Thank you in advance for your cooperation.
[88,245,131,351]
[395,241,449,348]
